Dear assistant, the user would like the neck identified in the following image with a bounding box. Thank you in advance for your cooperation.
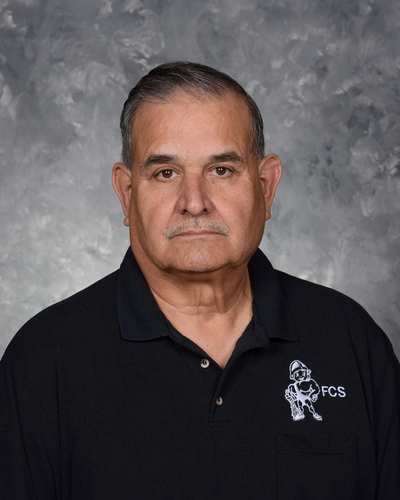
[150,266,252,314]
[136,254,254,369]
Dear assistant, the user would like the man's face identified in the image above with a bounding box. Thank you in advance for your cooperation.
[113,92,281,276]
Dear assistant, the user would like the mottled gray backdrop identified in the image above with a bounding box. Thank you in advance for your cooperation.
[1,0,399,359]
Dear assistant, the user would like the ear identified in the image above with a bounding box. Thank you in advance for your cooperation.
[258,154,282,221]
[112,162,132,226]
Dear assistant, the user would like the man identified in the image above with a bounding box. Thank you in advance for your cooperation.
[1,62,399,499]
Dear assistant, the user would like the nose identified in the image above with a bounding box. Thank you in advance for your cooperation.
[176,174,214,216]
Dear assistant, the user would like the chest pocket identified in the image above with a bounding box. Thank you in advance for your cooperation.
[276,433,358,500]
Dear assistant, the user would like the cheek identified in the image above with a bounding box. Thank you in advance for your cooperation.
[131,193,174,234]
[228,189,265,228]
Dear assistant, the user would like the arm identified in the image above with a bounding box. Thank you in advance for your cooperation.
[0,338,61,499]
[372,346,400,499]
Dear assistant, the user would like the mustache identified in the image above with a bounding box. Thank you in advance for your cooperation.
[164,217,229,239]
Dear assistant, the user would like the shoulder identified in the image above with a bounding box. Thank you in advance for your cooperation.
[2,271,119,367]
[276,270,399,384]
[276,269,379,328]
[276,270,355,308]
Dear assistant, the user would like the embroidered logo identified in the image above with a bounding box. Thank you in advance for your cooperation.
[285,360,323,421]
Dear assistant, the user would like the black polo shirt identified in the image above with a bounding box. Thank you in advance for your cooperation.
[1,248,399,499]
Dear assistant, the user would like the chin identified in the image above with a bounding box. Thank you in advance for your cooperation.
[165,247,233,274]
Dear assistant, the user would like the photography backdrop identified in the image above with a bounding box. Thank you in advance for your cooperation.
[1,0,399,359]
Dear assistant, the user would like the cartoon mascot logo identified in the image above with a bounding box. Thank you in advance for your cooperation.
[285,360,323,421]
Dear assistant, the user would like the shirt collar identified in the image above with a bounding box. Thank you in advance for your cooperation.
[249,249,298,342]
[117,247,298,343]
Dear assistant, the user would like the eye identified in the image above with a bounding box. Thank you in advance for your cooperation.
[212,166,232,177]
[155,169,176,180]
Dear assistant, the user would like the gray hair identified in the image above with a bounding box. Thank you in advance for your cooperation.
[120,61,265,168]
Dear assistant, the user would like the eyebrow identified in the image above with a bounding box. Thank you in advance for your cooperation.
[141,151,244,169]
[208,151,244,164]
[142,155,177,168]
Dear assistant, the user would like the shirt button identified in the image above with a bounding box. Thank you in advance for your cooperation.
[215,396,223,406]
[200,359,210,368]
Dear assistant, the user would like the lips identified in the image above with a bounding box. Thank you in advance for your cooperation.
[173,230,223,237]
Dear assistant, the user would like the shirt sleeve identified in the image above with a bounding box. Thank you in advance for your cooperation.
[372,344,400,499]
[0,343,61,499]
[344,295,400,498]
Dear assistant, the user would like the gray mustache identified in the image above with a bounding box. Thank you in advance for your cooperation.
[164,217,229,239]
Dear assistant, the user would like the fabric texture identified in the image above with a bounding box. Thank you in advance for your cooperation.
[1,248,399,499]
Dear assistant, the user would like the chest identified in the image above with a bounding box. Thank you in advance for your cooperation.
[56,334,376,499]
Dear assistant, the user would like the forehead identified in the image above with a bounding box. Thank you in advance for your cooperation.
[131,92,253,161]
